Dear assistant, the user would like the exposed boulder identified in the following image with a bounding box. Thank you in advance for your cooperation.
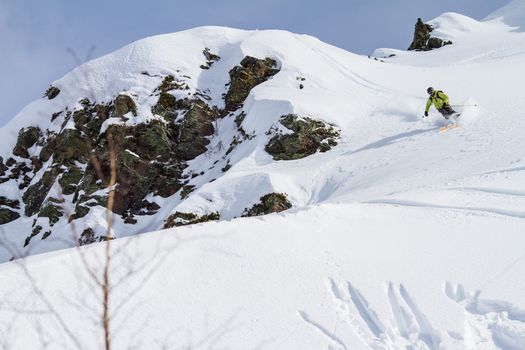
[114,94,137,117]
[427,37,451,50]
[0,208,20,225]
[0,157,7,177]
[151,76,193,122]
[39,135,57,162]
[112,153,159,215]
[52,129,91,164]
[77,228,112,246]
[78,228,97,246]
[154,75,188,93]
[44,86,60,100]
[13,127,41,158]
[200,48,221,69]
[38,201,63,226]
[23,168,59,216]
[135,121,172,159]
[164,211,220,228]
[24,225,42,247]
[180,185,195,199]
[72,102,112,139]
[224,56,280,112]
[265,114,339,160]
[408,18,452,51]
[0,197,20,209]
[175,100,219,160]
[152,92,179,122]
[242,193,292,217]
[58,166,84,195]
[151,164,184,198]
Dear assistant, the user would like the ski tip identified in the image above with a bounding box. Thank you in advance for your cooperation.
[439,123,459,132]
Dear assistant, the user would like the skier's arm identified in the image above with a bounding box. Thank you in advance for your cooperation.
[425,98,432,113]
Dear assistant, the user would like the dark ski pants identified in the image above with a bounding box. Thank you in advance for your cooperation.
[438,104,457,119]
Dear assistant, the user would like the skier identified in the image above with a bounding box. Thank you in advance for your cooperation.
[424,87,458,119]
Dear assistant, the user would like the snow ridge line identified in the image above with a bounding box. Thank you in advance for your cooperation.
[364,199,525,220]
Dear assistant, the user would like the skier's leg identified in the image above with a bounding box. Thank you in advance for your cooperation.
[438,108,450,120]
[443,104,456,115]
[440,104,456,119]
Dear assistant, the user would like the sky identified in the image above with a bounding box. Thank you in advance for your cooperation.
[0,0,510,126]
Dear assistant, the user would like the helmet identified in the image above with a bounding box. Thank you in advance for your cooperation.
[427,87,434,95]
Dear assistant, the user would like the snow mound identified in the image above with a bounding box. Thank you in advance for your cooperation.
[428,12,482,39]
[485,0,525,29]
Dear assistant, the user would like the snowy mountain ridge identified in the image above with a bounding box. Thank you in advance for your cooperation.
[1,1,525,348]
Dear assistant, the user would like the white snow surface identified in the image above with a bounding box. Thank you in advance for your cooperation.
[2,1,525,348]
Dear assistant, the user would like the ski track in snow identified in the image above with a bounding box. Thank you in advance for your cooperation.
[300,279,525,350]
[365,199,525,220]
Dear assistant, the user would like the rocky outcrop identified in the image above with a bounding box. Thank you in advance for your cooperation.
[164,211,220,228]
[77,228,112,246]
[58,166,84,195]
[175,100,219,160]
[0,208,20,225]
[114,94,137,118]
[0,197,20,224]
[13,127,41,158]
[22,168,59,216]
[51,129,91,164]
[44,86,60,99]
[265,114,339,160]
[200,48,220,70]
[151,75,192,122]
[0,50,338,251]
[408,18,452,51]
[38,199,64,226]
[242,193,292,217]
[224,56,279,112]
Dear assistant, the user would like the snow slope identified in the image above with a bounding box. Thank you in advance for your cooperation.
[2,1,525,349]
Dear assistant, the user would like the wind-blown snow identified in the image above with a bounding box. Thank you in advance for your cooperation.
[485,0,525,29]
[2,1,525,348]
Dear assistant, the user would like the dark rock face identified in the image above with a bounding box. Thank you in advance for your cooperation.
[52,129,91,164]
[151,75,192,122]
[0,197,20,209]
[23,169,59,216]
[427,37,451,49]
[44,86,60,100]
[24,226,43,247]
[0,158,7,177]
[38,200,63,226]
[408,18,452,51]
[224,56,279,112]
[164,211,220,228]
[175,100,219,160]
[2,52,340,247]
[114,95,137,117]
[58,166,84,195]
[0,208,20,224]
[152,92,179,122]
[265,114,339,160]
[200,48,221,69]
[242,193,292,217]
[13,127,41,158]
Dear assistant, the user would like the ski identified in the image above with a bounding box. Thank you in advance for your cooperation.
[439,123,459,132]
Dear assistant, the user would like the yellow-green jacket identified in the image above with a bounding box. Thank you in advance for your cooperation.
[425,90,449,113]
